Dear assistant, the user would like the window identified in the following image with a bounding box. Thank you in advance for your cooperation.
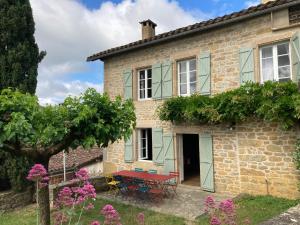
[138,68,152,99]
[178,59,197,96]
[138,128,152,160]
[260,42,291,83]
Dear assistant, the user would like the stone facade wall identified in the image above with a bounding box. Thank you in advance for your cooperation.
[0,187,33,212]
[101,12,300,199]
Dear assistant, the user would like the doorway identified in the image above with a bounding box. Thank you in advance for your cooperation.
[180,134,200,186]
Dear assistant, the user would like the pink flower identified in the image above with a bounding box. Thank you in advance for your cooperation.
[55,187,74,207]
[27,164,49,188]
[210,216,221,225]
[205,196,216,211]
[85,202,95,210]
[137,212,145,225]
[27,164,48,182]
[219,199,235,215]
[101,204,121,225]
[91,221,101,225]
[75,168,89,181]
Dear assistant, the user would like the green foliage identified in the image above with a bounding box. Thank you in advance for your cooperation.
[0,150,32,192]
[158,81,300,129]
[0,88,136,152]
[0,0,46,94]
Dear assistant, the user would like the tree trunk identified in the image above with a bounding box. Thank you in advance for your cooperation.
[37,158,51,225]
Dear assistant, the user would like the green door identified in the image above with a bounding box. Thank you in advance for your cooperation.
[199,133,215,192]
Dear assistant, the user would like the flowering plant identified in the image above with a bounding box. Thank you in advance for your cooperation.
[204,196,250,225]
[27,164,50,225]
[54,168,97,225]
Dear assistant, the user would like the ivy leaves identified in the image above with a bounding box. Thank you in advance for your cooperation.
[159,81,300,129]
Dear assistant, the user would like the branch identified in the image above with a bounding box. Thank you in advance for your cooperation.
[46,132,78,157]
[2,142,39,159]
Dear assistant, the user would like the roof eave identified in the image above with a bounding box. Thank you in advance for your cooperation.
[86,0,300,62]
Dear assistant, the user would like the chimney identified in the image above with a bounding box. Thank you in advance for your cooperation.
[261,0,274,3]
[139,19,157,40]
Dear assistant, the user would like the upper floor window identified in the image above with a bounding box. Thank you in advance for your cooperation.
[138,68,152,100]
[138,128,152,161]
[178,59,197,96]
[260,42,291,83]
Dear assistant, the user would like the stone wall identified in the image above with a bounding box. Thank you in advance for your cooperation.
[50,176,108,205]
[0,187,33,212]
[101,10,300,199]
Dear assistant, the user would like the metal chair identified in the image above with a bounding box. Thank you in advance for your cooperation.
[148,169,157,174]
[104,174,120,195]
[164,171,179,196]
[134,168,144,172]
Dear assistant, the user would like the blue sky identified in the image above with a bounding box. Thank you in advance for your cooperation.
[30,0,260,104]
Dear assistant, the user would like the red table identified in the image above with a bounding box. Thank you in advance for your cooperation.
[113,170,175,182]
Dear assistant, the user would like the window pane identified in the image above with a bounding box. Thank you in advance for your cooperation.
[139,80,145,89]
[179,61,186,73]
[147,77,152,88]
[189,59,196,71]
[190,83,196,94]
[278,66,290,79]
[278,55,290,67]
[262,58,274,81]
[147,69,152,78]
[180,73,187,83]
[140,90,145,99]
[142,148,146,158]
[277,43,289,55]
[190,71,196,82]
[180,84,187,94]
[262,47,273,58]
[147,88,152,98]
[139,70,145,79]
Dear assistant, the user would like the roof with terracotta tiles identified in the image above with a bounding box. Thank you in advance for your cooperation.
[87,0,300,61]
[49,147,102,174]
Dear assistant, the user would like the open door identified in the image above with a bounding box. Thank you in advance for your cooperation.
[199,133,215,192]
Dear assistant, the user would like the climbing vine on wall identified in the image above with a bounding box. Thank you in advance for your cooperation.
[158,81,300,129]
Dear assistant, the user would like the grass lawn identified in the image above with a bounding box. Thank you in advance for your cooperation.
[0,197,185,225]
[197,195,299,225]
[0,195,299,225]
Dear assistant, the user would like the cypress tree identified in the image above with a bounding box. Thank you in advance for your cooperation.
[0,0,46,94]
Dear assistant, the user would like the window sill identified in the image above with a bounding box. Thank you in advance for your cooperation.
[138,98,152,101]
[138,159,153,163]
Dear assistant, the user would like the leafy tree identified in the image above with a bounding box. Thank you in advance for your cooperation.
[0,0,46,93]
[0,0,46,191]
[0,88,136,225]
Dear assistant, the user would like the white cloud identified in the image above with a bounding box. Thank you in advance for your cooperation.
[37,80,103,105]
[30,0,208,104]
[245,0,260,8]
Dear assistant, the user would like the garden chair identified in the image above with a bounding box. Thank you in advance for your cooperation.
[104,174,120,195]
[164,171,179,196]
[134,168,144,172]
[114,175,128,197]
[149,188,164,204]
[148,169,157,174]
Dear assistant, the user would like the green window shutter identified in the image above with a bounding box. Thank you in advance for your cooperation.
[163,133,175,174]
[199,133,215,192]
[123,69,132,100]
[198,52,211,95]
[291,31,300,82]
[239,48,254,85]
[152,128,164,165]
[124,134,133,163]
[162,61,173,98]
[152,63,162,99]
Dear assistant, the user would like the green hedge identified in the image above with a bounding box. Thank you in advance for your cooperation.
[158,81,300,129]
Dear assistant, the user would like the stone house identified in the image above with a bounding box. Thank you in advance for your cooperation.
[87,0,300,199]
